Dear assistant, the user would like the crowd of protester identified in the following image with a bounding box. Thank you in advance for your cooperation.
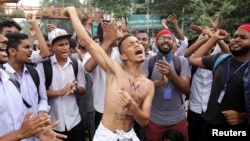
[0,6,249,141]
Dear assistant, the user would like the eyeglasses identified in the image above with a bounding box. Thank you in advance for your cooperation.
[158,36,173,41]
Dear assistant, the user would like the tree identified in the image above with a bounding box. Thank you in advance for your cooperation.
[89,0,133,19]
[0,3,8,22]
[148,0,250,37]
[39,0,84,34]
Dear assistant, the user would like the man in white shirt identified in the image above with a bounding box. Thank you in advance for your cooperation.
[0,34,66,141]
[36,28,86,141]
[4,32,51,141]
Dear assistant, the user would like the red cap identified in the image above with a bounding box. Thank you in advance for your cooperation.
[156,29,173,40]
[238,24,250,32]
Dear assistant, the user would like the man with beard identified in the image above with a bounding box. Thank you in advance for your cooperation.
[190,24,250,141]
[142,29,190,141]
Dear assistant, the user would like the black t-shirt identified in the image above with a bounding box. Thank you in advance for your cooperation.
[202,53,248,124]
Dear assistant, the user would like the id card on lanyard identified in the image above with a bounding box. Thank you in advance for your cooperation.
[217,58,249,104]
[164,87,172,99]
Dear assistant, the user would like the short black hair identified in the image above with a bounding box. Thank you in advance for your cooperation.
[135,30,149,38]
[187,35,199,47]
[117,34,134,54]
[5,32,29,56]
[92,35,99,40]
[69,38,77,49]
[162,129,184,141]
[0,20,22,33]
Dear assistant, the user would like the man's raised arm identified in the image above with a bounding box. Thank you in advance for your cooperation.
[63,7,113,72]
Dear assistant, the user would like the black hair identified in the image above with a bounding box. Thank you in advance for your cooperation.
[69,38,77,49]
[43,34,48,41]
[187,35,199,47]
[117,34,134,54]
[135,30,149,38]
[97,20,110,43]
[0,20,22,33]
[92,35,99,40]
[162,129,184,141]
[5,32,29,56]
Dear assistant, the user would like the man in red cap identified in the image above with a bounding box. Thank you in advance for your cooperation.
[142,29,191,141]
[190,24,250,141]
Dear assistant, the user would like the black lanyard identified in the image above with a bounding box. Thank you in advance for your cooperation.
[224,57,249,88]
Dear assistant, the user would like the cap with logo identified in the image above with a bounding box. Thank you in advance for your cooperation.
[48,28,72,44]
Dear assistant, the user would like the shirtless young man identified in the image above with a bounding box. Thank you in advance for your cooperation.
[64,7,154,141]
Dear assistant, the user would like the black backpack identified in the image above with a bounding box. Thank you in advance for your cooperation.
[43,56,78,90]
[25,64,40,91]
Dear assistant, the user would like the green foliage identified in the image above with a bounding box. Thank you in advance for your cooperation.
[34,0,250,37]
[0,4,8,21]
[148,0,250,37]
[89,0,132,19]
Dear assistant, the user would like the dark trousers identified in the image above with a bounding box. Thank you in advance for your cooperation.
[187,110,204,141]
[134,121,146,141]
[80,111,95,141]
[55,121,85,141]
[94,110,103,130]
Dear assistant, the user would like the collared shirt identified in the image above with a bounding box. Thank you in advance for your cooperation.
[175,37,188,56]
[36,55,86,131]
[188,45,222,114]
[76,53,94,113]
[189,68,213,113]
[4,63,50,117]
[31,50,48,63]
[0,69,27,139]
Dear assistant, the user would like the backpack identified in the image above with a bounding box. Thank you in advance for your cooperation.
[43,56,78,90]
[148,55,184,104]
[185,53,231,101]
[25,64,40,92]
[148,55,181,79]
[213,53,232,72]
